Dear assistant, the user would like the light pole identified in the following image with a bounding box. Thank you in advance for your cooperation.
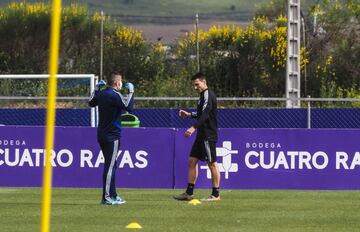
[286,0,301,108]
[195,13,200,73]
[100,10,104,80]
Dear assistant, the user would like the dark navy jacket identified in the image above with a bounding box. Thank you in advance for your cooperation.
[191,88,218,142]
[89,87,134,142]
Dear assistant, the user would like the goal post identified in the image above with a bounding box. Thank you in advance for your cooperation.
[0,74,98,127]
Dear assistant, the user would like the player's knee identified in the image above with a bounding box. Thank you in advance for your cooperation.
[207,161,217,169]
[188,158,197,168]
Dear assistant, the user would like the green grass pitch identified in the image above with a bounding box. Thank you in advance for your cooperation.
[1,188,360,232]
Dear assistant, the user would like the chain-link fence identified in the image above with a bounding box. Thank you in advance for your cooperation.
[0,97,359,128]
[135,97,360,109]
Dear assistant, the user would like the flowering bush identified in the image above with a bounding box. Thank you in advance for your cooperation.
[174,15,308,97]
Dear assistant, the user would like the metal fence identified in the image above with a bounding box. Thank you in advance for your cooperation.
[0,97,359,128]
[134,97,360,128]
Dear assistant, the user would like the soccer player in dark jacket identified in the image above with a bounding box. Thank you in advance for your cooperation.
[89,71,134,205]
[174,72,221,202]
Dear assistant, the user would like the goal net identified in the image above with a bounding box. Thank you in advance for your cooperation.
[0,74,98,127]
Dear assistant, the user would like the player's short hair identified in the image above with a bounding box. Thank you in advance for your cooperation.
[107,71,122,86]
[191,72,206,81]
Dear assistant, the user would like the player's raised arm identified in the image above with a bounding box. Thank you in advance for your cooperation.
[89,80,106,107]
[114,82,135,112]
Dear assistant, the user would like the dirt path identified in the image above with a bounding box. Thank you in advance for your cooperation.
[128,21,249,44]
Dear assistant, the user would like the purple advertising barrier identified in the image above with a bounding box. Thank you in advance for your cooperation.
[0,126,174,188]
[174,128,360,190]
[2,127,360,190]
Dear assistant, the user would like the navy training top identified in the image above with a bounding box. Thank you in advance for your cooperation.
[191,88,218,142]
[89,86,134,142]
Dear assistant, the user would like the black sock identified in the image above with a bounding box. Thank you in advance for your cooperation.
[212,187,220,197]
[186,183,195,195]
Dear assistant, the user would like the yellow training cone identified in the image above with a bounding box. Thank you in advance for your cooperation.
[126,222,142,229]
[188,199,201,205]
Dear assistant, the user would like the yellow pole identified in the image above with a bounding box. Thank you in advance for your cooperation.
[40,1,62,232]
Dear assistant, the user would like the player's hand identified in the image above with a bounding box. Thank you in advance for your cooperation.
[185,126,195,138]
[95,80,106,91]
[179,110,190,118]
[125,82,134,93]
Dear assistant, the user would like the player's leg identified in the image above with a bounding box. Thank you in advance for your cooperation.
[109,140,125,204]
[208,161,220,200]
[202,141,221,202]
[109,154,122,202]
[186,157,199,195]
[174,156,199,201]
[100,141,111,203]
[100,140,123,205]
[109,140,119,198]
[174,139,202,201]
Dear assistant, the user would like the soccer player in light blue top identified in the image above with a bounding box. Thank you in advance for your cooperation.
[89,71,134,205]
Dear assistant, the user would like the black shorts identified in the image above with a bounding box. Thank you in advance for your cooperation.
[190,138,217,163]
